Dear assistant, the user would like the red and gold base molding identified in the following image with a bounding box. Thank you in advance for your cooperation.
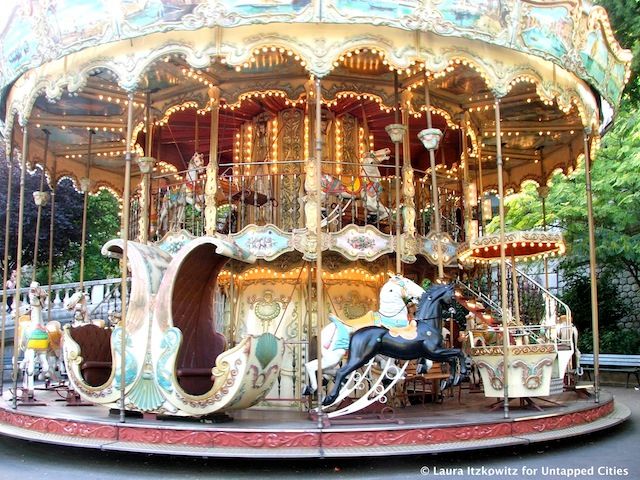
[0,393,628,458]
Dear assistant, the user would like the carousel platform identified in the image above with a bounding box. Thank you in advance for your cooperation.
[0,385,630,458]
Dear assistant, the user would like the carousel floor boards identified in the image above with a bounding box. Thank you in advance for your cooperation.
[0,386,629,459]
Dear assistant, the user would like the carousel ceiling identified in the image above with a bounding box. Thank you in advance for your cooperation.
[9,46,592,195]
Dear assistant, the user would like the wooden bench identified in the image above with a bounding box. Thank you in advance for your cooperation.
[580,353,640,388]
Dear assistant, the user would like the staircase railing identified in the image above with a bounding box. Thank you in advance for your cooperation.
[507,262,573,349]
[459,262,573,348]
[455,278,503,319]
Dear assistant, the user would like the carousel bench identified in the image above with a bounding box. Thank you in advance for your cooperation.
[580,353,640,388]
[68,324,113,387]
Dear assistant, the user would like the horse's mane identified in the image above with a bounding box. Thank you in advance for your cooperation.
[414,283,453,323]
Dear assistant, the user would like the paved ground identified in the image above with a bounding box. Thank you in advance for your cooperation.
[0,386,636,480]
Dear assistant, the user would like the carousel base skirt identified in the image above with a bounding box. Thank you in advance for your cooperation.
[0,387,629,458]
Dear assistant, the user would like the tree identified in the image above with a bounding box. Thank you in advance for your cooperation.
[0,142,122,284]
[80,190,121,281]
[0,150,84,285]
[560,272,629,333]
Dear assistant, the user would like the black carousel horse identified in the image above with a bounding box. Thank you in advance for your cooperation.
[323,283,468,406]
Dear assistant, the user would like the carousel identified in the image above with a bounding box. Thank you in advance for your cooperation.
[0,0,632,457]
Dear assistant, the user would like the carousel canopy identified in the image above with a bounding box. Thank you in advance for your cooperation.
[0,1,631,197]
[457,230,566,264]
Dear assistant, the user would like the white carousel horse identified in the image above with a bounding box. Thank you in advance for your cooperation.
[185,152,205,212]
[320,148,390,224]
[45,320,65,382]
[157,153,205,235]
[303,274,425,395]
[158,186,187,233]
[65,290,90,325]
[17,282,51,393]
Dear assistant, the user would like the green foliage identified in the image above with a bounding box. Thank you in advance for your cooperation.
[33,188,121,283]
[0,138,123,285]
[578,328,640,355]
[83,190,121,280]
[560,272,630,333]
[0,152,84,284]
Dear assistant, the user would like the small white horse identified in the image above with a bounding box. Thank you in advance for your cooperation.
[303,274,426,395]
[185,152,205,211]
[18,282,51,394]
[65,290,90,325]
[157,153,205,235]
[320,148,390,223]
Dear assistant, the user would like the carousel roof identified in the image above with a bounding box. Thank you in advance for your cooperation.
[0,1,630,109]
[0,1,631,197]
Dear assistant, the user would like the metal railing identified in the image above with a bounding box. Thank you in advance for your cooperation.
[128,160,467,240]
[1,277,127,330]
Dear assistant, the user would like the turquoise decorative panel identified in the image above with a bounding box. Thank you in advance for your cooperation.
[233,225,292,260]
[520,6,573,59]
[0,1,630,108]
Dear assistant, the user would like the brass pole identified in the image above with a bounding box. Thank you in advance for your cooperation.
[461,118,472,242]
[195,111,199,153]
[584,132,600,404]
[139,92,153,244]
[306,263,313,393]
[478,144,485,233]
[120,93,135,422]
[393,73,402,274]
[510,251,521,324]
[1,135,14,395]
[31,131,49,282]
[46,132,57,324]
[79,130,94,290]
[314,77,325,413]
[539,149,550,290]
[12,122,29,408]
[495,98,510,419]
[424,75,444,280]
[205,87,220,236]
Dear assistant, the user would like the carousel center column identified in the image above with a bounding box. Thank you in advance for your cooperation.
[137,91,155,244]
[460,113,478,244]
[205,86,221,236]
[400,90,417,263]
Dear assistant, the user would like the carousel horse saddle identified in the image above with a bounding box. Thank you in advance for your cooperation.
[26,326,49,350]
[387,320,418,341]
[337,311,415,340]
